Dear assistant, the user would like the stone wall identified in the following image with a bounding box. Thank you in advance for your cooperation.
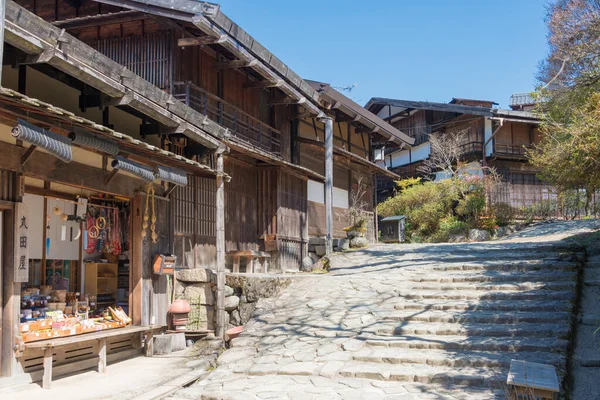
[174,269,293,332]
[302,237,349,272]
[224,275,292,330]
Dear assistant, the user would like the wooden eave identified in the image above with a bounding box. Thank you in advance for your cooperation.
[225,137,325,182]
[5,0,228,152]
[306,80,415,146]
[296,137,400,179]
[92,0,325,118]
[0,87,227,179]
[53,10,147,29]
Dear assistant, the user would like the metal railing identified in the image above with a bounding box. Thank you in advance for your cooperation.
[173,82,282,155]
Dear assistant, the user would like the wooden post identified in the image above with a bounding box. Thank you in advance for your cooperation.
[0,0,5,86]
[98,338,107,373]
[215,152,226,339]
[321,117,334,255]
[131,194,144,326]
[42,347,53,389]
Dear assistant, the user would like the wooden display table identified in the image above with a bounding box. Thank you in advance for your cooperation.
[22,325,160,389]
[227,250,270,273]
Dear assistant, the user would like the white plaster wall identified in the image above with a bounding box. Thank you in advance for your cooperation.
[24,194,80,261]
[308,180,324,204]
[484,119,494,157]
[389,142,430,168]
[333,187,349,209]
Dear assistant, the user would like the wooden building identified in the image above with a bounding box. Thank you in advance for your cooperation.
[0,0,414,382]
[365,97,547,210]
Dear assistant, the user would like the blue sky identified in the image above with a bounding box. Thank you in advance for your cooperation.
[214,0,548,109]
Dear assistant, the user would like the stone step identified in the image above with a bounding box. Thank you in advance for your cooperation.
[363,335,569,353]
[352,347,565,369]
[430,260,578,272]
[377,310,571,325]
[368,322,570,338]
[410,271,577,283]
[408,281,575,292]
[398,289,575,301]
[391,299,573,313]
[338,361,505,388]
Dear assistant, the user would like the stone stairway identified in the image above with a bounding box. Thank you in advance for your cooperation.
[171,240,582,400]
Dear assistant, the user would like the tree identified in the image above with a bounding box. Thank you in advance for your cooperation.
[529,0,600,211]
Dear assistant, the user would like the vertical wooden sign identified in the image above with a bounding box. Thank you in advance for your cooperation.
[14,202,29,282]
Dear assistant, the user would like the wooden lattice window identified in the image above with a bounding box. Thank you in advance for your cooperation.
[173,176,216,238]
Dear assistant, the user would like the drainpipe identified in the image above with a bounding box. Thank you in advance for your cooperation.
[321,116,334,255]
[0,0,5,86]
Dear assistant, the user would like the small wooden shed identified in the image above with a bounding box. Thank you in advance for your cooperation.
[380,216,406,243]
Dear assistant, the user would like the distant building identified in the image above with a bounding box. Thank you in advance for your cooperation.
[366,96,553,210]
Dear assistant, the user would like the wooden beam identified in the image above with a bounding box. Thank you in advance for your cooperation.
[244,79,283,89]
[178,35,226,47]
[293,112,313,120]
[104,169,119,186]
[24,185,78,201]
[268,97,306,106]
[53,10,146,29]
[215,59,257,69]
[164,184,177,198]
[20,145,37,166]
[0,141,154,198]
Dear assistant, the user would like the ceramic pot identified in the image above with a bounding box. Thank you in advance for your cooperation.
[169,299,192,314]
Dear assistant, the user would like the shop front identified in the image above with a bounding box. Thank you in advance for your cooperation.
[0,88,222,386]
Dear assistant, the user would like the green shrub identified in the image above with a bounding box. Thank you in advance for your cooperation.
[491,203,515,226]
[429,217,469,243]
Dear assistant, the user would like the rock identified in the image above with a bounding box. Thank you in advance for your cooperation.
[225,295,240,311]
[346,230,363,239]
[448,233,468,243]
[226,275,292,303]
[495,226,509,238]
[176,268,213,283]
[315,245,327,256]
[174,282,185,298]
[335,239,350,251]
[240,295,247,303]
[309,252,321,264]
[349,237,368,248]
[469,229,492,242]
[301,256,314,272]
[182,284,214,305]
[239,302,256,324]
[309,237,326,245]
[224,285,235,297]
[230,309,242,326]
[307,244,316,253]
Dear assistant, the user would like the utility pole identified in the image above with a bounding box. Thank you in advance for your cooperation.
[0,0,6,86]
[215,151,226,339]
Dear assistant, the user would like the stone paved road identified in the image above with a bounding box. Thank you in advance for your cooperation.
[171,220,599,400]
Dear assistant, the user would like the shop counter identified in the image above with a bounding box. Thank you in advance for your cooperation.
[19,325,161,389]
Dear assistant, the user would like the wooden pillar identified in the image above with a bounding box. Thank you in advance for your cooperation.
[42,347,52,389]
[374,173,379,243]
[98,338,107,373]
[1,206,17,377]
[131,194,143,326]
[321,116,334,255]
[215,152,226,339]
[0,0,5,86]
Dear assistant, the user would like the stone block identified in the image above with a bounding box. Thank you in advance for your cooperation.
[315,245,327,256]
[226,275,292,303]
[189,305,215,331]
[301,256,314,272]
[230,309,242,326]
[153,335,172,355]
[335,239,350,251]
[349,237,368,248]
[170,333,187,352]
[224,285,235,297]
[225,295,240,311]
[308,244,316,253]
[309,252,321,264]
[239,302,256,324]
[309,237,326,245]
[176,268,214,283]
[182,283,214,306]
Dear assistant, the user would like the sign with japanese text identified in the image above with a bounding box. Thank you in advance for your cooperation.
[15,202,29,282]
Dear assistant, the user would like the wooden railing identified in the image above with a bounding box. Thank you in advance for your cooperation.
[458,141,483,155]
[173,82,282,155]
[494,144,531,157]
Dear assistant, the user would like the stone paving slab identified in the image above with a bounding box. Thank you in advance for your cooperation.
[169,221,593,399]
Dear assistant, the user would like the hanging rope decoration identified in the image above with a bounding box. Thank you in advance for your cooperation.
[12,119,73,163]
[142,183,158,243]
[155,166,188,186]
[111,156,155,182]
[69,128,120,155]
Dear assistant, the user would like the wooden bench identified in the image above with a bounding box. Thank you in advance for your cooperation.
[507,360,559,400]
[22,325,159,389]
[227,250,271,273]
